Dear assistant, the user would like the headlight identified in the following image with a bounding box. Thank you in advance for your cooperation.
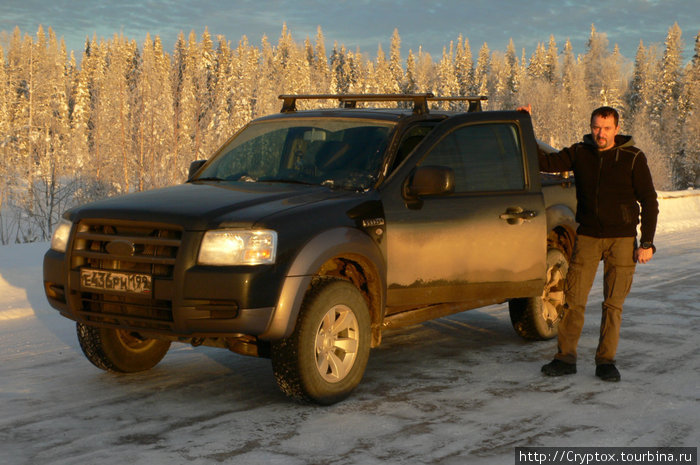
[50,218,73,253]
[198,229,277,266]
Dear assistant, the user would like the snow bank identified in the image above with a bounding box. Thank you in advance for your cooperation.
[656,190,700,233]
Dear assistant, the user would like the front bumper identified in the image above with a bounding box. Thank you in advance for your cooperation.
[43,248,280,338]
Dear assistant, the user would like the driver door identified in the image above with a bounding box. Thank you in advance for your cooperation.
[382,115,546,310]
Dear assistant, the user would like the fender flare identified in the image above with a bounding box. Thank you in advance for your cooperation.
[545,204,576,232]
[259,227,386,340]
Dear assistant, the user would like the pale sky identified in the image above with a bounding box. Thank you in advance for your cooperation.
[1,0,698,63]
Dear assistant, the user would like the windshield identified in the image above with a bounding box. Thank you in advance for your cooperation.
[195,118,395,190]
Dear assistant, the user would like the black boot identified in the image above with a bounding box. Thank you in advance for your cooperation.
[595,364,620,382]
[541,359,577,376]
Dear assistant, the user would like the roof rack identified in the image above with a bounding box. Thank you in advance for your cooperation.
[428,96,488,113]
[278,94,488,114]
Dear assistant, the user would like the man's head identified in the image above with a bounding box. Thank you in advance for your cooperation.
[590,106,620,151]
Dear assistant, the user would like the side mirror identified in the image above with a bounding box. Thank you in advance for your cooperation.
[404,165,455,198]
[188,160,207,180]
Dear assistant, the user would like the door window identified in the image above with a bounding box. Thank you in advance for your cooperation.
[420,123,525,192]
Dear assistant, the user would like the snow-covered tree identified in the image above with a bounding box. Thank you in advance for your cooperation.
[0,45,10,203]
[503,39,520,107]
[627,40,656,117]
[389,29,404,91]
[329,42,347,94]
[411,47,436,93]
[0,23,696,242]
[544,35,559,84]
[528,42,547,80]
[455,35,474,96]
[205,35,233,153]
[273,24,311,99]
[599,44,625,110]
[653,23,684,187]
[583,24,611,104]
[68,51,90,170]
[488,51,507,108]
[229,36,258,130]
[474,43,491,96]
[254,34,279,116]
[93,34,137,193]
[404,50,417,94]
[137,34,175,188]
[437,43,459,107]
[654,23,684,117]
[32,27,72,239]
[372,44,399,95]
[559,39,592,146]
[677,30,700,188]
[311,27,331,94]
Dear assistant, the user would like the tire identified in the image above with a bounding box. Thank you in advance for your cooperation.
[76,323,171,373]
[509,248,569,340]
[271,278,371,405]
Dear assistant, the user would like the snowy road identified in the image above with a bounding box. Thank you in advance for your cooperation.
[1,194,699,464]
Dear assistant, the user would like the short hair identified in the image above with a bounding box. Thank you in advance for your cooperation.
[590,106,619,126]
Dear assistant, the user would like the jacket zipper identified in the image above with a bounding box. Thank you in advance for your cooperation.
[595,152,603,230]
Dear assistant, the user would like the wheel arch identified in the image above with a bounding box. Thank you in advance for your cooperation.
[545,204,577,258]
[259,227,386,346]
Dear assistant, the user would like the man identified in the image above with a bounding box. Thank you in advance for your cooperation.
[519,104,658,382]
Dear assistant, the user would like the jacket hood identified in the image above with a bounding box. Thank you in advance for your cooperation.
[582,134,634,150]
[67,182,345,230]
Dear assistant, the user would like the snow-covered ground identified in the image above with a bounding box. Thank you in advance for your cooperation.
[1,192,699,465]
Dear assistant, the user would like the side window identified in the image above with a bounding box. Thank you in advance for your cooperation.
[420,123,526,192]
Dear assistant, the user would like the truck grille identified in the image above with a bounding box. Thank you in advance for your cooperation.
[70,219,182,331]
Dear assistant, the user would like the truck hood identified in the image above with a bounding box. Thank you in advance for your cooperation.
[68,182,344,230]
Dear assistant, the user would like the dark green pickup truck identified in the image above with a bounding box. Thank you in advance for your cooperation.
[44,94,577,404]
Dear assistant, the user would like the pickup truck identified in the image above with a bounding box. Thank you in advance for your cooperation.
[43,94,577,404]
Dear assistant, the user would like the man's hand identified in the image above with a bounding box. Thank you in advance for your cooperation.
[635,247,654,264]
[517,104,532,114]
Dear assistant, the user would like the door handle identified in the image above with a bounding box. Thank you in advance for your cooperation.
[500,207,537,224]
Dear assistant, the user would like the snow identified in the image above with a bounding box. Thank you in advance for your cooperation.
[1,193,699,464]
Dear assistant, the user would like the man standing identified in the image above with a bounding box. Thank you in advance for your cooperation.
[519,105,659,382]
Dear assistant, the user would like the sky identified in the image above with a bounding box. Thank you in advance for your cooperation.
[0,0,698,64]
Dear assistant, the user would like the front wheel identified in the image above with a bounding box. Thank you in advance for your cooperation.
[509,248,569,340]
[76,323,171,373]
[271,278,371,405]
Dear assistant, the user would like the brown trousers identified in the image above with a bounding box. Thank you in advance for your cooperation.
[554,235,637,365]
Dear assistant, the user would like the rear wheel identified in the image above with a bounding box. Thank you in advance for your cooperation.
[271,278,371,405]
[509,248,569,340]
[76,323,171,373]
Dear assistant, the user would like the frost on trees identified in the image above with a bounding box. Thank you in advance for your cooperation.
[0,23,695,243]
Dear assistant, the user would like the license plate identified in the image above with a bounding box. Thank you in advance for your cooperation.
[80,269,152,295]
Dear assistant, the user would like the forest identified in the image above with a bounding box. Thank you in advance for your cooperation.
[0,23,698,244]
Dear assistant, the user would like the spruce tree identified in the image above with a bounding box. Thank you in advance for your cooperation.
[312,27,331,94]
[230,36,257,130]
[545,35,559,84]
[474,43,491,96]
[583,24,611,104]
[437,43,459,108]
[455,35,474,96]
[389,29,404,92]
[404,50,417,94]
[677,31,700,187]
[654,23,684,187]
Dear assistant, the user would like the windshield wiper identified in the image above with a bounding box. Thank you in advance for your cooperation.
[259,177,315,186]
[191,176,224,182]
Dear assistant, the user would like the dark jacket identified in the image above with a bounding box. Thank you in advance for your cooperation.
[539,134,659,244]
